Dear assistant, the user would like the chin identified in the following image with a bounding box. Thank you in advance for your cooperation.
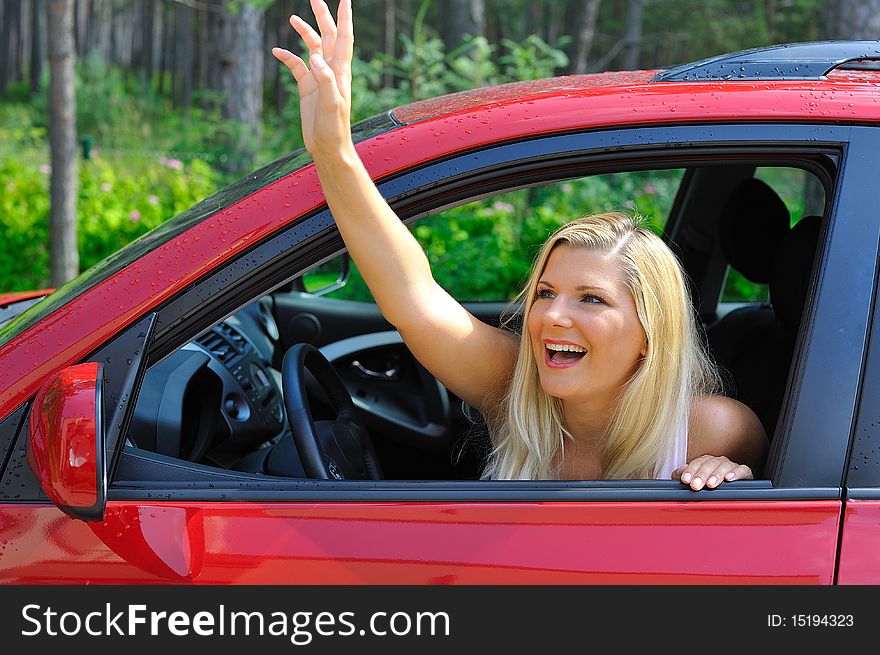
[537,377,579,401]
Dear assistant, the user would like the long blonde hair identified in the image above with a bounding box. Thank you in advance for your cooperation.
[482,212,719,480]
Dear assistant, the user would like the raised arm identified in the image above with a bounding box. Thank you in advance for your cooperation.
[271,0,516,409]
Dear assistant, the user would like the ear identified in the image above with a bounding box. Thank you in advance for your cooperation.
[640,338,648,358]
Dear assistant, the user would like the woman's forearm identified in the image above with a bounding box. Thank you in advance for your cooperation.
[312,147,438,330]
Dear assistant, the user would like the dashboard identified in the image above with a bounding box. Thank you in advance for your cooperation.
[128,299,288,471]
[125,294,474,481]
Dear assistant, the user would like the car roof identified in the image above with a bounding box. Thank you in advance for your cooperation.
[393,71,656,124]
[393,40,880,127]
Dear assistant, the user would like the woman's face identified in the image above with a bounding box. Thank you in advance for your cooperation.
[526,244,648,407]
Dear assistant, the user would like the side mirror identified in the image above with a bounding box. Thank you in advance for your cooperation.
[301,253,351,296]
[26,362,106,522]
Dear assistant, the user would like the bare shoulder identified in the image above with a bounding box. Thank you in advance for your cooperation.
[688,395,769,472]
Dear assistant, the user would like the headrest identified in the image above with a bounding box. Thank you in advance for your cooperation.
[769,215,821,336]
[718,178,791,283]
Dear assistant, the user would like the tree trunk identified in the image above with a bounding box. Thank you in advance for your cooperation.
[10,0,23,84]
[29,0,42,95]
[822,0,880,39]
[47,0,79,287]
[442,0,485,49]
[85,0,98,57]
[169,1,178,106]
[109,0,118,65]
[178,1,194,112]
[196,3,208,96]
[142,0,155,85]
[383,0,396,88]
[621,0,644,70]
[158,0,169,95]
[206,0,265,174]
[546,1,563,48]
[573,0,602,74]
[0,1,17,95]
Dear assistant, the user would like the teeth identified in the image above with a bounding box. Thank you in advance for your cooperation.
[545,343,586,353]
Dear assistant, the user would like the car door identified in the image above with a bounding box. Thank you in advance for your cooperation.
[1,122,872,584]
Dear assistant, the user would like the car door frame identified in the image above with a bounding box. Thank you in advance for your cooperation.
[837,125,880,584]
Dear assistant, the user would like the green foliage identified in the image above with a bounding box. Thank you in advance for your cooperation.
[0,156,218,291]
[499,35,571,81]
[328,171,684,303]
[0,160,51,291]
[77,156,218,271]
[723,271,769,303]
[25,53,243,180]
[639,0,824,69]
[0,101,49,175]
[386,31,570,100]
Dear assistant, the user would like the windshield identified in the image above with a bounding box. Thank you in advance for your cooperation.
[0,112,400,348]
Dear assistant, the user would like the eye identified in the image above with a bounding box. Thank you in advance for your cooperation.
[581,294,605,304]
[535,288,555,300]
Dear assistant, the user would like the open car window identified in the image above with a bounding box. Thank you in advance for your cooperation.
[114,150,834,492]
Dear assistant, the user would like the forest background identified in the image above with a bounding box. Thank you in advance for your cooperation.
[0,0,875,296]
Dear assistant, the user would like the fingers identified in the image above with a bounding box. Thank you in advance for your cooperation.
[335,0,354,65]
[271,48,308,82]
[676,456,753,491]
[289,14,323,59]
[333,0,353,99]
[311,0,338,62]
[309,53,343,113]
[272,48,318,97]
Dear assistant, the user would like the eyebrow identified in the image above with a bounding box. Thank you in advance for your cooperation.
[537,281,613,295]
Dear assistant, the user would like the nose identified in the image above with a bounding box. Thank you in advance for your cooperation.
[543,297,573,328]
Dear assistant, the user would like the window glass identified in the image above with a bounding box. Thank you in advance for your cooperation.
[326,169,685,302]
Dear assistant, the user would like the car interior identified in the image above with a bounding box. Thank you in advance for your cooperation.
[116,157,830,486]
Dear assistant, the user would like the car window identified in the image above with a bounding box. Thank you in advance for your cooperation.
[324,169,685,303]
[113,134,844,492]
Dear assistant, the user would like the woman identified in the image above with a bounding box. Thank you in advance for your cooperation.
[272,0,768,489]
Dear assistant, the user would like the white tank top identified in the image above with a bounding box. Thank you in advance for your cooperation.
[653,418,688,480]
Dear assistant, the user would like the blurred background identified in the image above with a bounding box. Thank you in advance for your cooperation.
[0,0,876,291]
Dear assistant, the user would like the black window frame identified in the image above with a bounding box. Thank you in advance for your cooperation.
[843,125,880,498]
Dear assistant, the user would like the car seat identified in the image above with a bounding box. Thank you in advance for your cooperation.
[768,215,822,344]
[706,178,793,436]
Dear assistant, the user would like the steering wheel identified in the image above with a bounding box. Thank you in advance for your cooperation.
[281,343,383,480]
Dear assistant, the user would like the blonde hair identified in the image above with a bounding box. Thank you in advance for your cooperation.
[482,212,719,480]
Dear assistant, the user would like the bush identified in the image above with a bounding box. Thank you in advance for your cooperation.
[0,156,218,291]
[0,161,51,291]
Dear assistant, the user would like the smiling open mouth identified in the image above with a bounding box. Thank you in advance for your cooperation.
[545,343,587,364]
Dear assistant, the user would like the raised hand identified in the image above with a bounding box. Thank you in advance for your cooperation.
[271,0,355,161]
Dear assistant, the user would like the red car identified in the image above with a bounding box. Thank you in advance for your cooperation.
[2,41,880,584]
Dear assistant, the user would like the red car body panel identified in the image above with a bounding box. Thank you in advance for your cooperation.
[0,500,840,584]
[835,501,880,584]
[0,290,52,305]
[1,74,879,421]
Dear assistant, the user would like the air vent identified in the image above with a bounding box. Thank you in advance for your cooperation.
[196,322,247,364]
